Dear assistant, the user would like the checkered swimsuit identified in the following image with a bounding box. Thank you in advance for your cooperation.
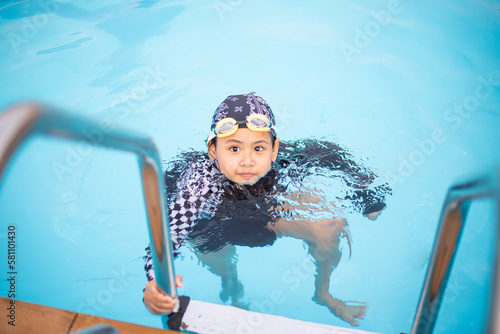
[144,159,226,281]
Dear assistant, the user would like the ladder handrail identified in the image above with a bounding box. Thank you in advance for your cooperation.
[411,167,499,333]
[0,103,178,309]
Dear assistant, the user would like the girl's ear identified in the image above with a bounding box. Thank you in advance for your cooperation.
[272,137,280,161]
[208,141,216,160]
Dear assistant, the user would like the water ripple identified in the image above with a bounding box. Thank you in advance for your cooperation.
[36,37,92,55]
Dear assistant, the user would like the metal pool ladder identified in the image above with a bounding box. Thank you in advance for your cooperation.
[0,103,178,313]
[410,166,500,333]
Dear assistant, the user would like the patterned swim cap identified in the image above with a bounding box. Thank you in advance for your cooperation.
[208,92,277,142]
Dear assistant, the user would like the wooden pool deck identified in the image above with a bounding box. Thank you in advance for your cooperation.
[0,297,178,334]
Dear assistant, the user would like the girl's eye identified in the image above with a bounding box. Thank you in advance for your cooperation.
[255,146,264,152]
[229,147,239,152]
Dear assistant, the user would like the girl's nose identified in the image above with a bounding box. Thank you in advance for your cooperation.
[240,152,255,167]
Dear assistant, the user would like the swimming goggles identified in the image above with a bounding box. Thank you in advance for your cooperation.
[215,114,271,138]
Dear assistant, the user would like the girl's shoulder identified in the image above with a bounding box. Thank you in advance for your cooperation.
[165,152,224,202]
[175,158,230,201]
[181,158,221,183]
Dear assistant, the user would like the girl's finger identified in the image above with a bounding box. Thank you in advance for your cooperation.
[175,275,183,288]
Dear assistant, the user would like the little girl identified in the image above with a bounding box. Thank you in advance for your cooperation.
[143,92,390,327]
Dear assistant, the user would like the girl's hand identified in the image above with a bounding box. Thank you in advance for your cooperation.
[143,275,183,315]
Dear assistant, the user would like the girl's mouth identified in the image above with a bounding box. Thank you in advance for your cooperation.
[239,173,256,179]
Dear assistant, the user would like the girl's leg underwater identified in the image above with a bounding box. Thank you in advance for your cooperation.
[308,239,367,327]
[194,244,249,309]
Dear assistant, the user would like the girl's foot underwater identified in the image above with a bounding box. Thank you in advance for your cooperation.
[312,294,367,327]
[362,203,387,221]
[220,278,249,309]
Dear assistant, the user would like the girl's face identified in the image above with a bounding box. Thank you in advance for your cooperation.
[209,128,280,185]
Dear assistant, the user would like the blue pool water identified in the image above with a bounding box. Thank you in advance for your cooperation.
[0,1,500,333]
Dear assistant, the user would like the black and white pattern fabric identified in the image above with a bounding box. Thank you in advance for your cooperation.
[144,159,226,281]
[168,159,225,252]
[144,245,155,281]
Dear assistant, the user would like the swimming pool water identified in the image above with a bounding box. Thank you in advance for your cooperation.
[0,1,499,333]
